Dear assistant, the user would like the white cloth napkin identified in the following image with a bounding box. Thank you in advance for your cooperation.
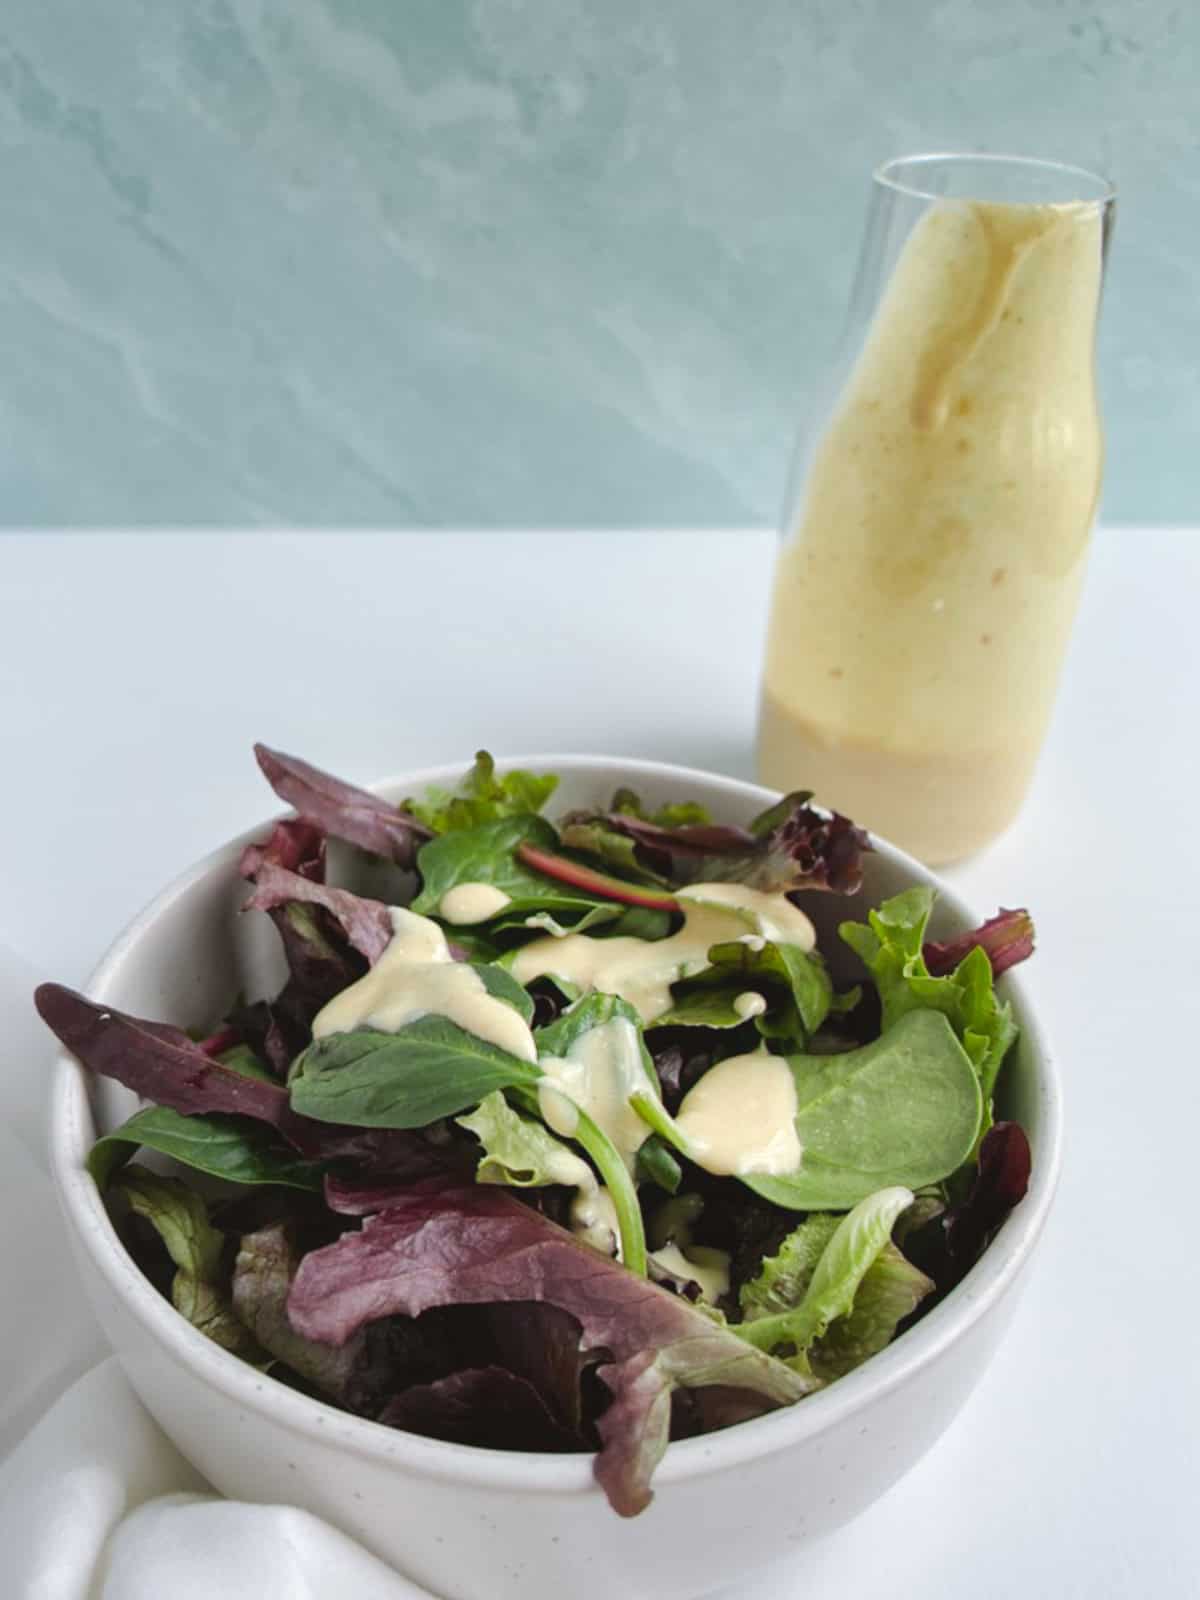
[0,943,430,1600]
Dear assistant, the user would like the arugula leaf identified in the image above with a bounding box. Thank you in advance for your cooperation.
[456,1091,593,1191]
[744,1010,983,1211]
[88,1106,324,1193]
[403,752,558,834]
[736,1187,931,1376]
[288,1016,542,1130]
[412,815,613,920]
[112,1166,262,1360]
[840,887,1019,1108]
[287,1185,815,1516]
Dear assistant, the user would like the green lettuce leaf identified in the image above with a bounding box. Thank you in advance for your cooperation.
[736,1187,931,1375]
[111,1166,263,1360]
[840,887,1018,1111]
[402,751,558,834]
[456,1091,593,1191]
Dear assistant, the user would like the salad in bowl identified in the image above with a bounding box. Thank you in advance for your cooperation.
[37,745,1035,1518]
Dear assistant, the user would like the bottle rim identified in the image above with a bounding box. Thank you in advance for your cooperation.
[875,152,1115,206]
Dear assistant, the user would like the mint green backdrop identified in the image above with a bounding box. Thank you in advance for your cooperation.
[0,2,1187,526]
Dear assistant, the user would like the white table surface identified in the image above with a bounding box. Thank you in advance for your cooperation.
[4,526,1199,1598]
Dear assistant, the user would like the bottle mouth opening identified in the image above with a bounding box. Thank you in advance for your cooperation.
[875,153,1115,207]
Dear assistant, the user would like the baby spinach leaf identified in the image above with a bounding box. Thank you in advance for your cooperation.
[840,887,1019,1109]
[746,1010,983,1211]
[648,982,755,1031]
[111,1166,263,1360]
[736,1187,931,1376]
[412,815,612,920]
[88,1106,324,1193]
[289,1019,542,1130]
[402,751,558,834]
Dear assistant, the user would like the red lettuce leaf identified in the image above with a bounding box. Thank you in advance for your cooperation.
[254,744,431,868]
[36,987,450,1180]
[560,794,870,896]
[288,1185,813,1516]
[241,861,394,967]
[239,819,326,883]
[902,1121,1033,1300]
[379,1365,580,1453]
[923,908,1036,979]
[37,984,297,1130]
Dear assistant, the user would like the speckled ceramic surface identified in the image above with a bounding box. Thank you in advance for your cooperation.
[49,757,1062,1600]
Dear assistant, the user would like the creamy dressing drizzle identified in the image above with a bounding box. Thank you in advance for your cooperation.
[538,1016,650,1170]
[438,882,512,924]
[572,1184,621,1261]
[649,1242,731,1305]
[733,990,767,1019]
[675,1047,802,1177]
[510,883,815,1023]
[311,907,538,1063]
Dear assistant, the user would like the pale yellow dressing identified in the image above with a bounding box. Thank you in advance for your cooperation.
[312,907,537,1063]
[510,884,814,1024]
[649,1241,731,1305]
[538,1015,650,1170]
[733,990,767,1019]
[759,198,1105,863]
[675,1047,801,1177]
[438,882,513,924]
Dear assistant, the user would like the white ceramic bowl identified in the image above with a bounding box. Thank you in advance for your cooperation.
[49,756,1061,1600]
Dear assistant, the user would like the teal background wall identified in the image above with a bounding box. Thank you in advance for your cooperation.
[0,1,1192,528]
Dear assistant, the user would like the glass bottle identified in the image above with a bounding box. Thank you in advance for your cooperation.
[757,154,1115,864]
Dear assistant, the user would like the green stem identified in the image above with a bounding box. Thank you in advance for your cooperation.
[511,1088,648,1277]
[630,1090,693,1161]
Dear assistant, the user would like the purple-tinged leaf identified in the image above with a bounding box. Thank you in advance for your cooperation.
[254,744,431,867]
[37,985,295,1129]
[903,1122,1032,1301]
[288,1186,812,1516]
[924,908,1036,979]
[242,862,394,966]
[35,986,441,1174]
[562,794,870,896]
[324,1171,457,1216]
[239,819,326,884]
[379,1366,580,1453]
[944,1121,1032,1266]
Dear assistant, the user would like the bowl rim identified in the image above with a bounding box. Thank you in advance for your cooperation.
[49,752,1062,1497]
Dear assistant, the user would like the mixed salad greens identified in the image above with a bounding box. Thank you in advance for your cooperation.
[36,746,1035,1516]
